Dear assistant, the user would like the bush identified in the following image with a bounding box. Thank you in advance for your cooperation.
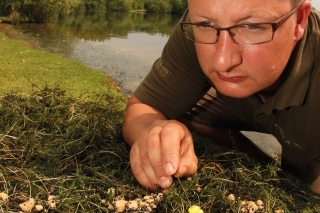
[1,0,81,23]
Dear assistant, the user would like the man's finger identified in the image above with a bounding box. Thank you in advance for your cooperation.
[160,122,184,176]
[147,125,174,188]
[130,143,159,189]
[175,136,198,177]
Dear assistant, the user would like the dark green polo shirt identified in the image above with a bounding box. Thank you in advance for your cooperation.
[135,10,320,181]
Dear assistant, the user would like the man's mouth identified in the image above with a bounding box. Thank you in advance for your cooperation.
[216,72,246,83]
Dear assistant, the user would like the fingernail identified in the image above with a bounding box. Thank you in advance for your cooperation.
[174,166,186,178]
[159,176,171,188]
[165,162,174,174]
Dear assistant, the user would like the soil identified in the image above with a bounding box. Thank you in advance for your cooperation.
[0,22,41,51]
[0,22,21,39]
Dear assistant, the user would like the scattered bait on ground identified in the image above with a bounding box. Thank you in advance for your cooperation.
[108,193,163,213]
[0,192,8,203]
[19,198,36,212]
[227,193,236,204]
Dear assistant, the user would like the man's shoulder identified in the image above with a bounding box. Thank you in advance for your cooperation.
[309,10,320,38]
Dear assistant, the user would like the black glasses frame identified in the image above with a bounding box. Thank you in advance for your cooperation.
[180,6,299,45]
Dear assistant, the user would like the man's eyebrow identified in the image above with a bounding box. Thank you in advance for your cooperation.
[187,11,211,20]
[237,11,278,22]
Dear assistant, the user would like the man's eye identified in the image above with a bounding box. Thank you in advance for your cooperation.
[198,21,212,27]
[244,24,265,30]
[247,24,260,30]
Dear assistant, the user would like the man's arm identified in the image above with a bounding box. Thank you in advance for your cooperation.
[122,95,198,189]
[122,94,167,146]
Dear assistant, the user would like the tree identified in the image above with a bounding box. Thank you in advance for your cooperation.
[77,0,107,10]
[170,0,187,13]
[106,0,133,11]
[144,0,172,13]
[132,0,145,10]
[2,0,81,23]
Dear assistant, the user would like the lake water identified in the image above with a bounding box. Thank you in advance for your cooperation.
[12,10,181,94]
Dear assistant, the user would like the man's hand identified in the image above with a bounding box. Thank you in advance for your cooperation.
[129,120,198,190]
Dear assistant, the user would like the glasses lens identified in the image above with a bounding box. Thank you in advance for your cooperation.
[232,24,274,44]
[182,23,274,45]
[183,24,218,44]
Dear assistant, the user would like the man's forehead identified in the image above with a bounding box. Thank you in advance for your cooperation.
[187,0,293,6]
[187,0,293,16]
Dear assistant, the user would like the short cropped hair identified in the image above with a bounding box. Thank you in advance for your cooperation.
[292,0,304,7]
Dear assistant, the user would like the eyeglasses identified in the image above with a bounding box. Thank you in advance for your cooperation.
[180,6,299,45]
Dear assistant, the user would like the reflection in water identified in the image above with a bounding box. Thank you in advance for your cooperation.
[13,10,182,94]
[70,33,169,94]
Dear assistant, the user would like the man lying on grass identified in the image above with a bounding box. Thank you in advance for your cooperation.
[122,0,320,193]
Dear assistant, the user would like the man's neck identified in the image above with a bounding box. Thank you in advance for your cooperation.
[257,78,282,103]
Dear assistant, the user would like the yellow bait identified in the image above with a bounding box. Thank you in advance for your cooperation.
[188,205,204,213]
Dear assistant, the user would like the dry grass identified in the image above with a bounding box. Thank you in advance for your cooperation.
[0,86,319,213]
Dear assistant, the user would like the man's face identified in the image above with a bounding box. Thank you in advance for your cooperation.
[188,0,301,99]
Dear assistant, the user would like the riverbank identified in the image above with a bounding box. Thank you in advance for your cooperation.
[0,22,124,100]
[0,22,27,40]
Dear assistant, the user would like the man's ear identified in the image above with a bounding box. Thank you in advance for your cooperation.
[294,1,312,41]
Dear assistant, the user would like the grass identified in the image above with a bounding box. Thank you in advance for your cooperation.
[0,25,320,212]
[0,31,121,100]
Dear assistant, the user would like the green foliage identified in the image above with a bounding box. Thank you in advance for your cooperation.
[102,0,186,13]
[78,0,107,10]
[0,0,81,23]
[45,10,180,42]
[0,0,187,21]
[131,0,144,10]
[144,0,172,13]
[106,0,133,11]
[170,0,187,13]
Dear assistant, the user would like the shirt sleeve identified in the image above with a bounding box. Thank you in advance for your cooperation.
[134,22,210,119]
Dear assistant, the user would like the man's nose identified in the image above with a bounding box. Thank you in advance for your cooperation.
[212,30,242,72]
